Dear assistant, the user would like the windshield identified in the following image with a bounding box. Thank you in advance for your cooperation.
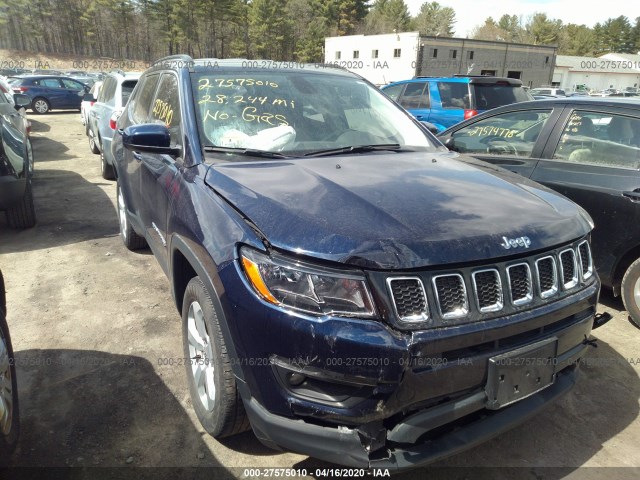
[191,70,438,157]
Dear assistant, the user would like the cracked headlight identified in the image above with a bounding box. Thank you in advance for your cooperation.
[240,247,377,318]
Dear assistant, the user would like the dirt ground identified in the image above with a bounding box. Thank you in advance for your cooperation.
[0,112,639,479]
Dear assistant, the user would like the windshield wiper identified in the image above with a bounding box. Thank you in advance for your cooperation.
[203,146,290,159]
[303,144,406,157]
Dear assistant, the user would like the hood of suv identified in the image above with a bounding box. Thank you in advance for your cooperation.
[205,152,592,269]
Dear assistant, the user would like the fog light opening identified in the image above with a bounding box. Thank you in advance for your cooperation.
[288,372,306,386]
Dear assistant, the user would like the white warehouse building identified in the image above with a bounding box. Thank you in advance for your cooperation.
[552,54,640,92]
[324,32,557,87]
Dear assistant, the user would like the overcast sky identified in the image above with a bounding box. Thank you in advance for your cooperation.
[405,0,640,39]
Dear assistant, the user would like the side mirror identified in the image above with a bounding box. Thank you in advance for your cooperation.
[443,137,457,152]
[420,121,439,135]
[122,123,180,156]
[83,93,96,102]
[13,93,31,108]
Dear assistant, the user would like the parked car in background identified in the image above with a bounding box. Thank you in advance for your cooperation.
[566,91,590,97]
[63,70,88,77]
[86,70,140,179]
[0,68,28,77]
[8,75,89,114]
[0,92,35,228]
[80,80,103,131]
[438,97,640,327]
[0,77,14,104]
[32,69,63,76]
[69,75,96,88]
[530,88,566,97]
[0,269,20,456]
[112,56,599,470]
[382,76,532,132]
[0,77,31,136]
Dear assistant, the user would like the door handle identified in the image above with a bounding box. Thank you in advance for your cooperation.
[622,190,640,202]
[133,151,142,162]
[415,115,425,120]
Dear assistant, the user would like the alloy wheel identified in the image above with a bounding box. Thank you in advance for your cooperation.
[117,186,127,241]
[187,301,216,411]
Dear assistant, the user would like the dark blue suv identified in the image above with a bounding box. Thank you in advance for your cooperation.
[112,56,600,470]
[382,76,533,132]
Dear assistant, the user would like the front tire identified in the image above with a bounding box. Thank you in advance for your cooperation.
[0,312,20,455]
[182,277,249,438]
[31,97,50,114]
[621,258,640,328]
[116,182,147,251]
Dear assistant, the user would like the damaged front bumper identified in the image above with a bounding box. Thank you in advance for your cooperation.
[222,258,598,470]
[244,363,580,470]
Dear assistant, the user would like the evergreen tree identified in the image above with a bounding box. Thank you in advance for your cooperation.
[413,1,456,37]
[249,0,293,60]
[365,0,410,34]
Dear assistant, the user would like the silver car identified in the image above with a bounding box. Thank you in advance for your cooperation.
[87,71,140,179]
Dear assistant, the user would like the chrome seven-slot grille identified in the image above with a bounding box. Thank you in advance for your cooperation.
[387,240,593,325]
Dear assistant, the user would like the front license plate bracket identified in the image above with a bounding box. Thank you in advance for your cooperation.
[485,337,558,410]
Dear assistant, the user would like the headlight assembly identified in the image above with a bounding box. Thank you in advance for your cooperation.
[240,247,377,318]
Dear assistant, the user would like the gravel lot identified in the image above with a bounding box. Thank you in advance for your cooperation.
[0,112,639,479]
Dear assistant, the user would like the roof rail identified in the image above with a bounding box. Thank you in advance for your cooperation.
[154,54,194,63]
[149,54,195,69]
[452,74,495,77]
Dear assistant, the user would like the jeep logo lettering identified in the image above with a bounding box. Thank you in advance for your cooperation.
[501,236,531,249]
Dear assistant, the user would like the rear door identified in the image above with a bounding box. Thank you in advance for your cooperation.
[531,106,640,287]
[396,81,430,122]
[438,107,557,177]
[34,78,66,108]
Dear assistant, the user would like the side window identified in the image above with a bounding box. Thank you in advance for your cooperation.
[398,82,429,110]
[552,111,640,169]
[121,80,137,106]
[105,78,117,107]
[149,73,181,146]
[130,74,159,124]
[41,78,62,88]
[450,110,552,156]
[61,79,83,90]
[381,84,404,101]
[90,82,102,97]
[97,77,115,103]
[437,82,470,109]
